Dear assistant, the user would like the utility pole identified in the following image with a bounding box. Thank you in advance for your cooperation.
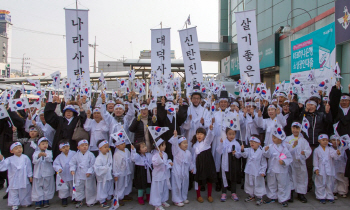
[21,54,30,77]
[89,36,98,73]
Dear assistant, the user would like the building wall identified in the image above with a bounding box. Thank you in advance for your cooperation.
[219,0,229,40]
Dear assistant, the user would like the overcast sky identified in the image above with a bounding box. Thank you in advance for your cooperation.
[2,0,219,76]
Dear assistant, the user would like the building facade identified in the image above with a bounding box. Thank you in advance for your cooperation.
[0,10,11,78]
[219,0,350,92]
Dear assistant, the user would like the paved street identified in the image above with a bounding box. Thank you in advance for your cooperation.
[1,184,350,210]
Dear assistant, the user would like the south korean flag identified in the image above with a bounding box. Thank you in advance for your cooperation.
[31,97,42,109]
[50,71,61,89]
[148,126,169,140]
[27,79,41,90]
[224,111,240,131]
[9,97,30,111]
[0,104,9,119]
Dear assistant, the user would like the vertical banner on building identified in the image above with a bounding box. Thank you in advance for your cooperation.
[151,28,171,96]
[65,9,90,86]
[6,64,10,78]
[179,27,203,86]
[335,0,350,44]
[235,10,261,83]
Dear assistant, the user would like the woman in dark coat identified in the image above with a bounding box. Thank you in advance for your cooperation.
[44,96,87,159]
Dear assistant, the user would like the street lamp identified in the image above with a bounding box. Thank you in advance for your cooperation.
[283,8,312,35]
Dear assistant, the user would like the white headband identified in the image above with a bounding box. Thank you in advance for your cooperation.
[114,104,125,110]
[291,122,301,128]
[38,137,48,145]
[231,102,239,107]
[245,102,255,107]
[107,100,116,105]
[140,104,148,110]
[219,98,229,102]
[93,108,100,113]
[268,104,276,109]
[318,134,329,140]
[78,139,89,146]
[98,140,109,148]
[59,142,70,149]
[330,135,339,140]
[341,95,350,100]
[177,136,187,144]
[272,99,277,103]
[277,92,287,97]
[307,100,317,106]
[10,142,22,151]
[249,136,260,143]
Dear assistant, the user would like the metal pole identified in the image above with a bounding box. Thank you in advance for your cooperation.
[93,36,96,73]
[21,53,25,77]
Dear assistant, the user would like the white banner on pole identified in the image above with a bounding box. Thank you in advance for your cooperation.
[65,9,90,86]
[235,10,261,83]
[179,27,203,86]
[151,28,171,96]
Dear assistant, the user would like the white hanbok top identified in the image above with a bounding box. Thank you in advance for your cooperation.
[94,151,113,184]
[53,150,76,182]
[191,129,214,174]
[242,148,267,176]
[255,114,287,145]
[313,146,340,177]
[69,150,96,181]
[113,149,133,178]
[263,143,293,174]
[169,136,192,178]
[151,151,172,182]
[285,135,312,171]
[84,119,109,151]
[32,149,55,178]
[0,154,32,190]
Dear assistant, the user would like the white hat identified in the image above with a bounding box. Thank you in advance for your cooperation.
[272,124,286,140]
[78,139,89,146]
[156,138,164,147]
[10,142,22,151]
[111,132,127,146]
[63,105,78,114]
[38,137,49,145]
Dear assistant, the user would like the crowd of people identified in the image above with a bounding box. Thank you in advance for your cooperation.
[0,80,350,210]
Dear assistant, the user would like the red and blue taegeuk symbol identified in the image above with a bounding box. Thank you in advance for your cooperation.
[118,133,123,138]
[168,107,174,113]
[155,126,161,132]
[16,101,23,107]
[277,127,282,135]
[294,78,300,85]
[319,81,325,87]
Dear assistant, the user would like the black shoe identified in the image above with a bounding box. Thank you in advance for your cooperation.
[281,201,288,207]
[3,193,8,199]
[215,184,221,192]
[62,198,68,207]
[297,194,307,203]
[288,190,294,202]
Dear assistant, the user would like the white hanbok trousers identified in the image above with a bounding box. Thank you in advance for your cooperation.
[333,172,349,195]
[114,175,132,200]
[149,180,169,207]
[58,181,73,199]
[244,174,266,198]
[315,175,334,200]
[96,180,114,203]
[291,165,308,194]
[266,172,290,203]
[8,184,32,206]
[171,173,189,203]
[75,178,97,205]
[31,177,55,202]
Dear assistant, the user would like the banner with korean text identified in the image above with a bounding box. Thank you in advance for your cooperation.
[65,9,90,86]
[179,27,203,86]
[235,10,260,83]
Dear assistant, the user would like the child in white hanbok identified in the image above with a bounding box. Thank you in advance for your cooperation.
[284,122,311,203]
[0,142,33,210]
[53,140,76,207]
[241,135,267,206]
[149,139,173,210]
[263,124,293,207]
[111,132,133,206]
[256,104,287,146]
[169,131,192,207]
[313,134,341,204]
[94,140,113,208]
[69,139,97,208]
[31,137,55,208]
[330,135,349,198]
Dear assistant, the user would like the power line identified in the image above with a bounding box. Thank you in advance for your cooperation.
[96,50,118,60]
[12,26,66,38]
